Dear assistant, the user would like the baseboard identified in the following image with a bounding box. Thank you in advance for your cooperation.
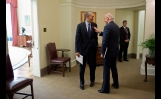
[40,59,77,77]
[65,59,77,67]
[127,53,135,59]
[127,53,142,59]
[41,66,48,77]
[139,53,142,59]
[140,64,155,76]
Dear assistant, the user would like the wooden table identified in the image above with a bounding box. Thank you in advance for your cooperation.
[18,35,32,47]
[144,54,155,82]
[56,49,70,57]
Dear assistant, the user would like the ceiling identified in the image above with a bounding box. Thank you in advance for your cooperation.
[72,0,145,6]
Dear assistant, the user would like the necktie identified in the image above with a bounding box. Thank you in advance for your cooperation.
[88,24,91,37]
[125,27,128,39]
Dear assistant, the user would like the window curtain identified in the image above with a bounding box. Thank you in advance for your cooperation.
[6,0,19,46]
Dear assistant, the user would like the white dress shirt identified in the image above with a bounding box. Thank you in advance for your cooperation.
[85,20,91,32]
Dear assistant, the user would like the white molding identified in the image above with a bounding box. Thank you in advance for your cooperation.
[59,1,145,9]
[65,59,77,67]
[140,64,155,76]
[71,59,77,67]
[146,0,155,2]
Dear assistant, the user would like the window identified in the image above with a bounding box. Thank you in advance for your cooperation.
[6,4,12,41]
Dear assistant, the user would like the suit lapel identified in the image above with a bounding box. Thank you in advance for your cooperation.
[90,23,96,38]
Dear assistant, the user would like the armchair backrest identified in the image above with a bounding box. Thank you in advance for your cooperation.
[6,54,14,80]
[47,42,58,60]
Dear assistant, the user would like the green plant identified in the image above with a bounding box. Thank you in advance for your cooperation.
[139,33,155,57]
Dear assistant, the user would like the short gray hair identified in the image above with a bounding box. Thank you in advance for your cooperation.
[85,11,93,18]
[105,13,114,20]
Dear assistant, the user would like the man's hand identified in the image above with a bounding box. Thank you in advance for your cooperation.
[93,27,101,33]
[125,39,129,43]
[76,52,80,57]
[101,54,103,58]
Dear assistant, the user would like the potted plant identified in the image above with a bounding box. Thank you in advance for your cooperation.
[139,33,155,57]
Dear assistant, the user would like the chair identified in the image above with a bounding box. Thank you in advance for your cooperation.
[26,37,33,67]
[6,54,34,99]
[47,42,71,77]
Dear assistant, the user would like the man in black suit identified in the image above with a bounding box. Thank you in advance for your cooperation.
[75,11,98,90]
[94,13,119,93]
[118,20,131,62]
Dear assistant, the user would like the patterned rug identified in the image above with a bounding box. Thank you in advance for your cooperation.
[8,46,31,70]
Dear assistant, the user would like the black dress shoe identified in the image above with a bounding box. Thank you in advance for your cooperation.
[80,85,84,90]
[124,59,129,62]
[90,82,95,87]
[98,90,109,94]
[112,84,119,89]
[119,60,122,62]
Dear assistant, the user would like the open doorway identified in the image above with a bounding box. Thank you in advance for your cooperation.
[6,1,34,78]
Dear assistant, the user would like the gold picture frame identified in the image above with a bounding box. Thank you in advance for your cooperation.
[81,11,96,23]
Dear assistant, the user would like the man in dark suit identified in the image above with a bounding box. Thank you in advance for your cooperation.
[75,11,98,90]
[94,13,119,93]
[118,20,131,62]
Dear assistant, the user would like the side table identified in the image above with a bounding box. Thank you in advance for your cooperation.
[144,54,155,82]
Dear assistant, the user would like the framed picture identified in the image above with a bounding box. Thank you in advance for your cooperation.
[25,15,30,26]
[81,11,96,23]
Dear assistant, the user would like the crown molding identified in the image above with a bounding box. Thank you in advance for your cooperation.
[146,0,155,2]
[59,1,145,9]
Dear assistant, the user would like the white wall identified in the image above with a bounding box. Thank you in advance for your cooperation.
[133,10,139,55]
[37,0,60,70]
[59,4,76,66]
[17,0,32,35]
[115,9,135,54]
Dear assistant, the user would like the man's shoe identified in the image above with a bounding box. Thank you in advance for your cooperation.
[90,82,95,87]
[98,90,109,94]
[119,60,122,62]
[112,84,119,89]
[80,85,84,90]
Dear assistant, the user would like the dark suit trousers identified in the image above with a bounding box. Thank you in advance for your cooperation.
[119,42,129,60]
[79,47,96,85]
[101,56,119,92]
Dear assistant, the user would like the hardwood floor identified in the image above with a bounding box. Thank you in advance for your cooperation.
[13,46,34,78]
[13,57,34,78]
[13,60,34,78]
[8,42,34,78]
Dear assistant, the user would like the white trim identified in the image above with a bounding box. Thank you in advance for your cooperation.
[146,0,155,2]
[140,64,155,76]
[65,59,77,67]
[31,0,41,77]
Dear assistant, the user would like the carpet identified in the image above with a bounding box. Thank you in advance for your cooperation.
[8,46,31,70]
[13,59,155,99]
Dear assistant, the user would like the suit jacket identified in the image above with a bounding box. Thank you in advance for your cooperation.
[119,26,131,45]
[75,22,98,56]
[101,21,120,58]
